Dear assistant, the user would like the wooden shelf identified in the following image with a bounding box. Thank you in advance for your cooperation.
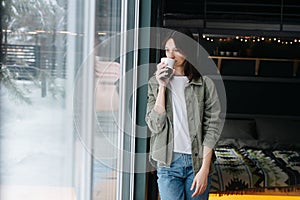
[209,56,300,77]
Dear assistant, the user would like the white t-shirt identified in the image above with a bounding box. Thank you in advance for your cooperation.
[169,76,191,154]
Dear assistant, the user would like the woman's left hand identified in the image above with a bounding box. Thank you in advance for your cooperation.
[190,168,209,198]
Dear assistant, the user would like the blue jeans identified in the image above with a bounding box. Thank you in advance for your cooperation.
[157,153,211,200]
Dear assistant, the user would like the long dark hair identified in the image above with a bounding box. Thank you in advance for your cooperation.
[161,28,201,82]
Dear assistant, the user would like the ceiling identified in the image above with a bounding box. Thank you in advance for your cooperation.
[162,0,300,37]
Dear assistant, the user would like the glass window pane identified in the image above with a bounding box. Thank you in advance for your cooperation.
[93,0,121,199]
[0,0,74,199]
[1,0,129,199]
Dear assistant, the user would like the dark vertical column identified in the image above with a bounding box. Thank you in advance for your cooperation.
[134,1,157,199]
[280,0,284,31]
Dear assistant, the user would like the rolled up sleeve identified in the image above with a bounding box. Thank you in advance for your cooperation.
[147,109,167,134]
[145,78,167,135]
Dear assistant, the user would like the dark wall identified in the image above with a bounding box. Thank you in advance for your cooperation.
[223,78,300,116]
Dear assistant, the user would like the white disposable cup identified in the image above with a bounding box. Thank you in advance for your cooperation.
[161,57,175,69]
[160,57,175,79]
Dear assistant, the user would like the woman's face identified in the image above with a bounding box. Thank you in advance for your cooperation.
[165,38,186,68]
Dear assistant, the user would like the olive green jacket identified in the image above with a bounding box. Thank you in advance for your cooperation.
[145,75,222,174]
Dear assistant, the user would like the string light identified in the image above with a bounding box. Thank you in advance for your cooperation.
[201,34,299,45]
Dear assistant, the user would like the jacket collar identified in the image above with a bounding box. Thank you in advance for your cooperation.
[188,76,203,86]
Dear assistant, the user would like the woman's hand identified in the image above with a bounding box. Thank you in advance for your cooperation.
[190,168,209,198]
[156,62,174,87]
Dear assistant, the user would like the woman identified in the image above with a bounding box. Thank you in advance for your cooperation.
[145,29,222,200]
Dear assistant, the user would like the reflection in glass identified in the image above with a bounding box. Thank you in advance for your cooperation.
[92,0,121,199]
